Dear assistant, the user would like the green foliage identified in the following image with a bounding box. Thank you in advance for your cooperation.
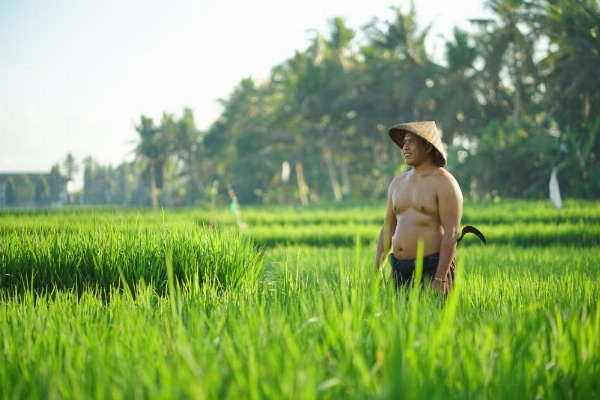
[540,0,600,132]
[34,176,51,206]
[4,178,16,206]
[555,118,600,197]
[61,152,79,182]
[13,174,34,203]
[48,164,63,202]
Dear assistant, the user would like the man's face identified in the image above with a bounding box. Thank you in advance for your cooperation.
[401,132,430,166]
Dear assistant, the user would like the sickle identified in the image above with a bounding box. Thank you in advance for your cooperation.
[457,225,486,245]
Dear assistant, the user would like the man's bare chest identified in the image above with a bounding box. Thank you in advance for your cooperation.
[392,182,438,215]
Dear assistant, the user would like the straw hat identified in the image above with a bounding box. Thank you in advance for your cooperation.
[388,121,447,167]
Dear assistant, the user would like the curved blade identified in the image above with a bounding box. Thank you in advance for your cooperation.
[457,225,486,245]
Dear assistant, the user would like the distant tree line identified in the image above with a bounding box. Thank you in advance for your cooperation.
[0,166,65,208]
[54,0,600,208]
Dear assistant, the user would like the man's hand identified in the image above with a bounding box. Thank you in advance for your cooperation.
[375,253,387,274]
[431,278,448,294]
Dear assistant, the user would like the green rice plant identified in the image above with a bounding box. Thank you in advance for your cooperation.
[461,221,600,247]
[461,199,600,225]
[1,242,599,399]
[2,198,598,235]
[243,220,599,248]
[0,222,264,297]
[0,201,599,399]
[243,224,379,248]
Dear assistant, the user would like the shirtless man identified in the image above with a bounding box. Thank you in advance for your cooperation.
[374,121,463,293]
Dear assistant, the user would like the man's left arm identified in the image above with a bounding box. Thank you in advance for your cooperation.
[433,174,463,290]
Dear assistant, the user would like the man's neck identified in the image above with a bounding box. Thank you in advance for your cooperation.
[411,162,438,174]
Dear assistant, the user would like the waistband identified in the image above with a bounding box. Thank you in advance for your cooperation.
[389,253,440,263]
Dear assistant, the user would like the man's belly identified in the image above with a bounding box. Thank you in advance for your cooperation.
[392,223,442,260]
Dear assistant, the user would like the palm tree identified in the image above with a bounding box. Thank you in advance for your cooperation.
[373,5,436,120]
[157,112,178,207]
[62,152,79,203]
[268,53,316,204]
[204,78,284,203]
[478,0,540,126]
[176,107,202,205]
[420,27,483,145]
[535,0,600,197]
[48,164,64,203]
[318,17,360,200]
[283,25,347,201]
[134,116,161,208]
[539,0,600,132]
[82,156,97,205]
[62,153,79,182]
[360,5,436,190]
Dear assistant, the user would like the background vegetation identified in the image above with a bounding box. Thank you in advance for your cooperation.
[20,0,595,209]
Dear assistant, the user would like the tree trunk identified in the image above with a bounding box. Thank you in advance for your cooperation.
[149,163,158,209]
[295,162,310,206]
[162,163,171,207]
[340,155,351,196]
[189,149,202,205]
[511,43,521,126]
[322,141,342,201]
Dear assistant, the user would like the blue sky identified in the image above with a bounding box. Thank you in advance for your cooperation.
[0,0,491,174]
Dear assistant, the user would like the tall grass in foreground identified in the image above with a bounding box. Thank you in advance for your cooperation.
[0,223,264,297]
[1,201,599,399]
[1,244,599,399]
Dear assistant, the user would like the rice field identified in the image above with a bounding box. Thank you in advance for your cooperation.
[1,199,599,399]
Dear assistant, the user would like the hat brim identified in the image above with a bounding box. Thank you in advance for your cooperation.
[388,127,408,149]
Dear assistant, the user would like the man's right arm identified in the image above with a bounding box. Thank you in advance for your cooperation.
[375,183,396,273]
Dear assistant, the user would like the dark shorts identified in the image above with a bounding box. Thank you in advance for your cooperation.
[389,253,456,289]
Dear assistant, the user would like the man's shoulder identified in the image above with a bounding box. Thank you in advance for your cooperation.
[435,168,462,194]
[394,170,411,179]
[390,171,411,185]
[444,168,461,183]
[436,167,457,180]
